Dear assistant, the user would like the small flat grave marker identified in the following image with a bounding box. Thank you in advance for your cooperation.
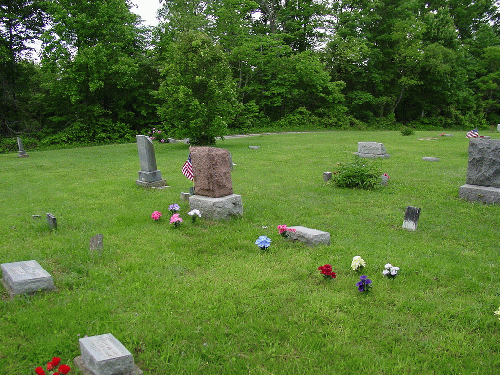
[75,333,143,375]
[323,172,332,181]
[249,145,260,149]
[422,157,440,162]
[402,206,421,231]
[288,226,330,246]
[89,234,103,256]
[46,213,57,229]
[1,260,55,296]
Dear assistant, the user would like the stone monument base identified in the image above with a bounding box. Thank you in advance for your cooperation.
[189,194,243,221]
[459,184,500,204]
[135,179,168,188]
[288,226,330,246]
[74,356,143,375]
[355,152,391,159]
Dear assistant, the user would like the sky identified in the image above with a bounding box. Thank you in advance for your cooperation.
[131,0,161,26]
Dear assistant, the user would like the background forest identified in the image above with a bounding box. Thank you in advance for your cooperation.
[2,0,500,149]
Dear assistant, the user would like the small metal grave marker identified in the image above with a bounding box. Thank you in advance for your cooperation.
[89,234,103,256]
[46,213,57,229]
[402,206,421,231]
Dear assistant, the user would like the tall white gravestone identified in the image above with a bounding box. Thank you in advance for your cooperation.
[136,135,168,188]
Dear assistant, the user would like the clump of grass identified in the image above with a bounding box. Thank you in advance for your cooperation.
[332,157,381,189]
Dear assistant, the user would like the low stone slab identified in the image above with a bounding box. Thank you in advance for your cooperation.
[422,157,440,162]
[75,333,142,375]
[1,260,55,296]
[459,184,500,204]
[356,142,390,158]
[249,146,260,149]
[288,226,330,246]
[189,194,243,221]
[135,178,168,188]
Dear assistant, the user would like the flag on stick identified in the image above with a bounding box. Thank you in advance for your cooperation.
[182,154,194,180]
[466,128,479,138]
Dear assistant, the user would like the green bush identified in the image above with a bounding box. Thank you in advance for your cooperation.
[332,157,381,189]
[400,126,415,136]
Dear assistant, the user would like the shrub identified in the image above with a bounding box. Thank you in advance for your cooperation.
[332,158,381,189]
[400,126,415,136]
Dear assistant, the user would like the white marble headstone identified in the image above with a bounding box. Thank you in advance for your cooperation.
[1,260,55,295]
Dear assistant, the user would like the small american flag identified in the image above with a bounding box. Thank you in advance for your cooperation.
[182,154,193,180]
[466,128,479,138]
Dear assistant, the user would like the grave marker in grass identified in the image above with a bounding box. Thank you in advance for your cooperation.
[135,135,168,188]
[402,206,421,231]
[1,260,55,296]
[17,137,28,158]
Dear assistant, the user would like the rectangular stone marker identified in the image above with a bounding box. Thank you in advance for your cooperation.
[136,135,167,188]
[402,206,421,231]
[17,137,28,158]
[1,260,55,296]
[89,234,103,256]
[46,213,57,229]
[357,142,390,158]
[190,146,233,198]
[323,172,332,181]
[75,333,142,375]
[288,226,330,246]
[189,194,243,221]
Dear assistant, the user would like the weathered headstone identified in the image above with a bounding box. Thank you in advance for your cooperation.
[136,135,167,188]
[356,142,390,158]
[381,174,389,186]
[323,172,332,181]
[189,146,243,220]
[74,333,143,375]
[402,206,421,231]
[17,137,28,158]
[180,192,191,201]
[459,138,500,203]
[249,145,260,150]
[89,234,103,256]
[422,157,440,162]
[46,213,57,229]
[1,260,55,296]
[287,226,330,246]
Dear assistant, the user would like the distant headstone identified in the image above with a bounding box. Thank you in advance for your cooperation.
[422,157,440,162]
[497,124,500,132]
[190,146,233,198]
[1,260,55,296]
[249,146,260,150]
[136,135,168,188]
[459,138,500,203]
[356,142,390,158]
[89,234,103,256]
[46,213,57,229]
[323,172,332,181]
[402,206,421,231]
[287,226,330,246]
[180,192,191,201]
[75,333,143,375]
[17,137,28,158]
[381,174,389,186]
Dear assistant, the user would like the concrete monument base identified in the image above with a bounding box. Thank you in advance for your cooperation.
[459,184,500,204]
[135,179,168,188]
[189,194,243,221]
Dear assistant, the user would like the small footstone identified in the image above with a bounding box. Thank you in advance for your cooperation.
[46,213,57,229]
[249,146,260,149]
[422,157,439,162]
[402,206,421,231]
[288,226,330,246]
[1,260,55,296]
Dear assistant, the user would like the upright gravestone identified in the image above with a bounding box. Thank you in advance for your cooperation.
[46,213,57,230]
[188,146,243,220]
[74,333,143,375]
[402,206,421,231]
[136,135,168,188]
[1,260,55,296]
[17,137,28,158]
[459,138,500,203]
[356,142,390,158]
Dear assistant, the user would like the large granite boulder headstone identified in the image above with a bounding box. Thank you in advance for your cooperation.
[459,138,500,203]
[136,135,167,188]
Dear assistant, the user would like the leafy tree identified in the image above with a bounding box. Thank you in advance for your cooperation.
[156,31,238,145]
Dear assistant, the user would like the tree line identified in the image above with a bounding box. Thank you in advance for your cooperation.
[1,0,500,147]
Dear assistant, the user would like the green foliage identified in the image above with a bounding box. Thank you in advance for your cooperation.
[332,157,382,189]
[156,31,238,145]
[400,126,415,136]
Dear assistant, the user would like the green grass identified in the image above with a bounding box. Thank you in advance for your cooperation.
[1,130,500,374]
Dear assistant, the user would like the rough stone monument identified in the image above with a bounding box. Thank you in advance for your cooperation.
[402,206,421,231]
[1,260,55,296]
[459,138,500,203]
[75,333,143,375]
[356,142,390,158]
[189,146,243,220]
[17,137,28,158]
[288,226,330,246]
[136,135,167,188]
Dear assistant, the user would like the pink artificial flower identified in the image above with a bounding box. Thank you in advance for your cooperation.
[151,211,162,221]
[383,173,390,179]
[170,213,183,224]
[161,139,165,143]
[278,225,296,237]
[277,224,288,234]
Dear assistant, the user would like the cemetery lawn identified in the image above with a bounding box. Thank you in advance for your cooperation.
[2,130,500,374]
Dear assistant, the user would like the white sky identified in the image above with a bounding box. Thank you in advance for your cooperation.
[131,0,161,26]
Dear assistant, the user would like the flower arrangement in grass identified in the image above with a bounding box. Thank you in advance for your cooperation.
[356,275,372,292]
[188,209,201,223]
[35,357,71,374]
[169,203,180,213]
[151,211,162,221]
[351,256,366,271]
[277,224,296,238]
[382,263,399,277]
[494,307,500,320]
[170,213,183,227]
[318,264,337,279]
[255,236,271,250]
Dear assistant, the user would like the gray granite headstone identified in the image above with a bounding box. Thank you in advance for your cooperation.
[356,142,390,158]
[249,145,260,149]
[402,206,420,231]
[17,137,28,158]
[89,234,103,256]
[1,260,55,296]
[136,135,167,188]
[288,226,330,246]
[323,172,332,181]
[46,213,57,229]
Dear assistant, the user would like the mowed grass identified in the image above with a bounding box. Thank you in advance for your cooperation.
[1,130,500,374]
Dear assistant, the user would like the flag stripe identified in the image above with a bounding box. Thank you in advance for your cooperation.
[466,129,479,138]
[182,154,194,180]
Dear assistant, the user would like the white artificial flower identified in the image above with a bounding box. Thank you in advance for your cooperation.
[351,256,366,270]
[382,269,390,276]
[188,209,201,217]
[390,267,400,276]
[384,263,393,269]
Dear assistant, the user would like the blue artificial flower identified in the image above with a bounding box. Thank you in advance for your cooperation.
[357,275,372,292]
[169,203,180,212]
[255,236,272,249]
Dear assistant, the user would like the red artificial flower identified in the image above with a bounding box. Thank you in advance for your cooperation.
[54,373,60,375]
[58,364,71,374]
[47,362,54,371]
[35,367,46,375]
[318,264,336,278]
[51,357,61,366]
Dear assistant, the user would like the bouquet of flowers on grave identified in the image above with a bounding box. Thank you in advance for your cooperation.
[169,203,180,214]
[151,211,162,221]
[351,256,366,271]
[170,213,183,227]
[188,209,201,223]
[318,264,337,280]
[148,127,165,143]
[255,236,271,250]
[35,357,71,375]
[382,263,400,278]
[356,275,372,292]
[277,224,296,238]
